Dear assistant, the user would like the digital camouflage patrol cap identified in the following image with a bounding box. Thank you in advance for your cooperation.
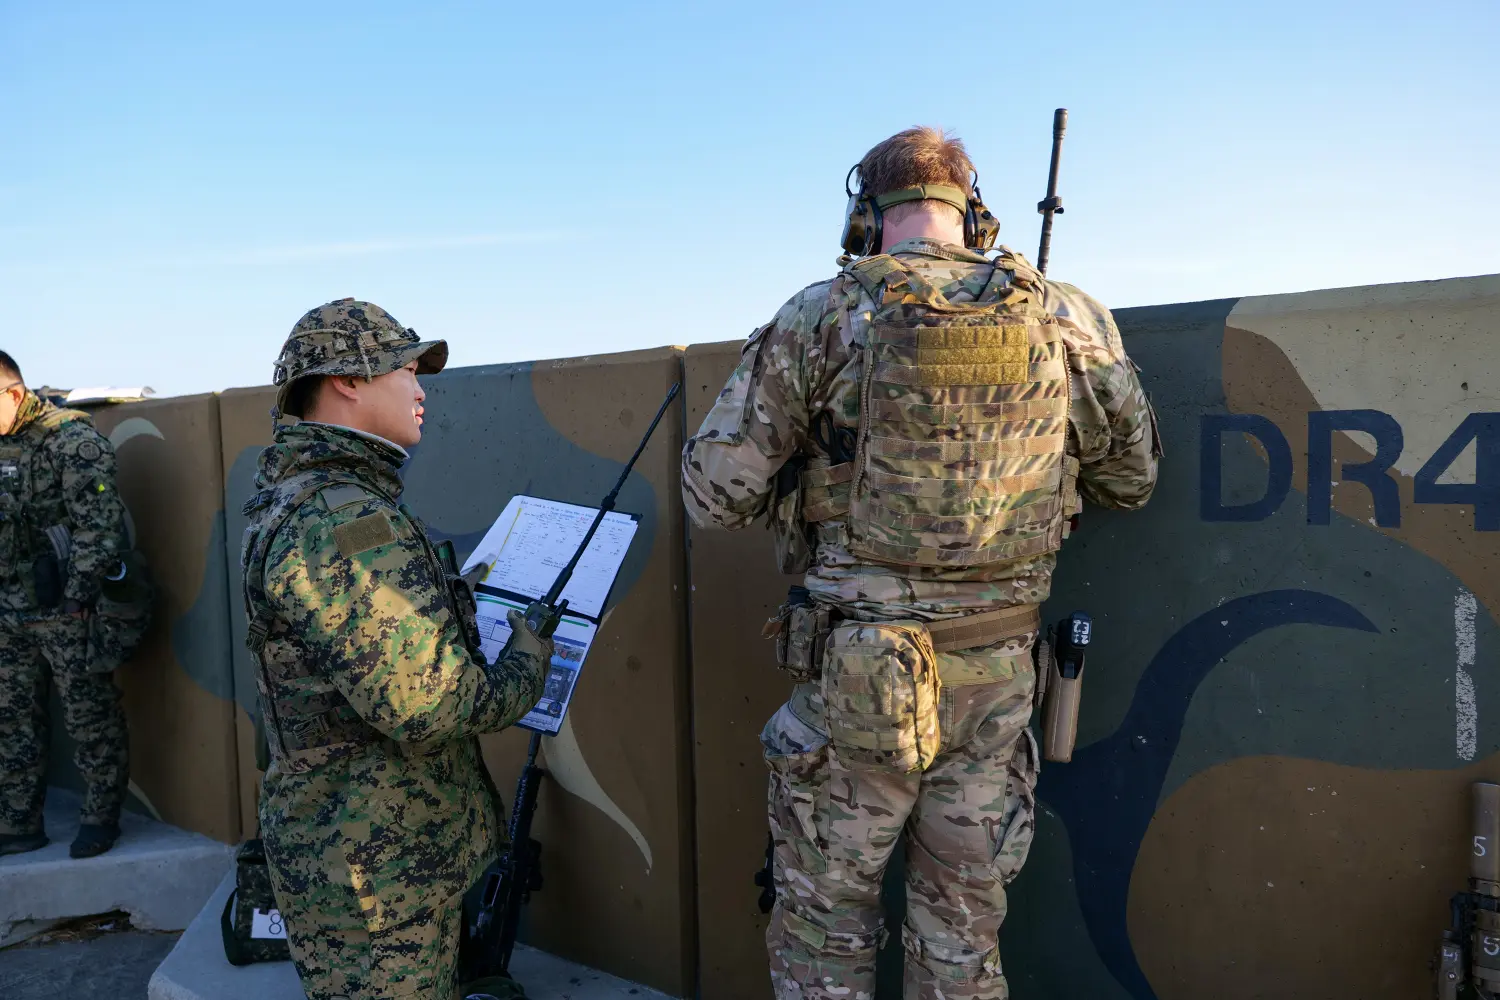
[272,298,448,418]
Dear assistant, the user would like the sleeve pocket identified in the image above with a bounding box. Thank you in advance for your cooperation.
[694,323,773,447]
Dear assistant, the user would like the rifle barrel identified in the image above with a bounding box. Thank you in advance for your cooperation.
[1036,107,1069,276]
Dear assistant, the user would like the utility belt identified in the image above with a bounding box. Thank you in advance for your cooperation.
[762,587,1041,773]
[762,588,1041,681]
[763,586,1093,769]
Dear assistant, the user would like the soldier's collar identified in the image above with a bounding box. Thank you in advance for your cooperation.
[885,237,990,265]
[299,420,410,459]
[4,391,45,437]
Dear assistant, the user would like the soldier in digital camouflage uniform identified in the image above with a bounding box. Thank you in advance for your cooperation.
[240,300,551,1000]
[0,349,132,859]
[682,128,1161,1000]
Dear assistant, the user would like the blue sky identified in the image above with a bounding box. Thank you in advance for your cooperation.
[2,1,1497,397]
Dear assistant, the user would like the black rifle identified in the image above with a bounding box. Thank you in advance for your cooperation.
[1036,108,1068,276]
[754,831,775,914]
[461,381,681,985]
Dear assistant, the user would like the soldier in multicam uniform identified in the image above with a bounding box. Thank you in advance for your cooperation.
[240,300,551,1000]
[0,349,132,859]
[682,128,1161,1000]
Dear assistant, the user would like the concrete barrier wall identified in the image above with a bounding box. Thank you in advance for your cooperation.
[49,393,243,844]
[682,342,804,999]
[216,384,279,841]
[684,275,1500,1000]
[37,270,1499,999]
[422,351,694,996]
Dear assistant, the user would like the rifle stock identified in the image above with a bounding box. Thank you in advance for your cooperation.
[464,734,546,981]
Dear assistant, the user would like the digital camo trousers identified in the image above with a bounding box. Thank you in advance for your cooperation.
[762,641,1038,1000]
[267,870,463,1000]
[0,612,130,833]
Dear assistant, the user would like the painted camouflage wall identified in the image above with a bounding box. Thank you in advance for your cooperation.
[686,274,1500,1000]
[40,271,1497,999]
[46,393,242,843]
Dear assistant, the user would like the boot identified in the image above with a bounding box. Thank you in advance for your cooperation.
[0,832,48,856]
[70,822,120,859]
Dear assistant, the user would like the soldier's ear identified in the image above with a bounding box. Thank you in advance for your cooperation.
[326,375,362,403]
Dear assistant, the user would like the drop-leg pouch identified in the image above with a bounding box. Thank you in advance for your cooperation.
[821,621,942,773]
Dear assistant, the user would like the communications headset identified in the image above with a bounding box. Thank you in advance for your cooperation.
[840,164,1000,257]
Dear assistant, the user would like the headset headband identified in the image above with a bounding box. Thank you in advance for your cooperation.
[872,184,970,215]
[842,166,997,256]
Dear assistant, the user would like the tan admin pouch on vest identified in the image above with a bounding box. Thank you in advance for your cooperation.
[822,621,942,774]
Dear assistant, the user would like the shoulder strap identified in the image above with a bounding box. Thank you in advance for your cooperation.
[242,474,381,765]
[33,407,88,436]
[843,254,905,300]
[17,407,84,454]
[243,476,382,648]
[997,246,1044,287]
[976,259,1012,303]
[844,254,956,309]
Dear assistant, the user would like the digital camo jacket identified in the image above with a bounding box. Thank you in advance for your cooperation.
[242,421,545,942]
[682,238,1161,619]
[0,391,127,611]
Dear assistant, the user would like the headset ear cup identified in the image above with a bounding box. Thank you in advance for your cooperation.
[843,192,882,256]
[965,198,999,251]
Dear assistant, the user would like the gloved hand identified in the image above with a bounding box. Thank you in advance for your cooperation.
[504,608,554,668]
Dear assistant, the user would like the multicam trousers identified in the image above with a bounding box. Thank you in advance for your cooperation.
[0,611,130,833]
[762,633,1038,1000]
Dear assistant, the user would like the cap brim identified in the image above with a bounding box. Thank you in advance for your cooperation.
[407,339,448,375]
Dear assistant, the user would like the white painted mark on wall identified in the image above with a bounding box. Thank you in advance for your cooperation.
[1457,589,1478,761]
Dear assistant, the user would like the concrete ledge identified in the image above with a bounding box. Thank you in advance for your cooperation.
[0,787,232,945]
[0,917,64,949]
[147,870,296,1000]
[151,870,676,1000]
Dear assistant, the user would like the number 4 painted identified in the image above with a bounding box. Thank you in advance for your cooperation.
[1414,414,1500,531]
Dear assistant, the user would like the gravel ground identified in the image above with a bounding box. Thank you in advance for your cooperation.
[0,912,179,1000]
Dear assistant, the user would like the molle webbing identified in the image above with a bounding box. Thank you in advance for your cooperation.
[799,462,854,523]
[242,475,389,772]
[832,253,1073,569]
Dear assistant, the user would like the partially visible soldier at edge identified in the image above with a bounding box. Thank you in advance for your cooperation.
[681,128,1161,1000]
[240,300,552,1000]
[0,349,131,859]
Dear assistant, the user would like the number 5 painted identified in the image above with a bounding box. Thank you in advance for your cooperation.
[1477,836,1489,857]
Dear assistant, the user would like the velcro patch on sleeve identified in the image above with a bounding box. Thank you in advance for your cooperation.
[333,511,397,557]
[319,484,370,512]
